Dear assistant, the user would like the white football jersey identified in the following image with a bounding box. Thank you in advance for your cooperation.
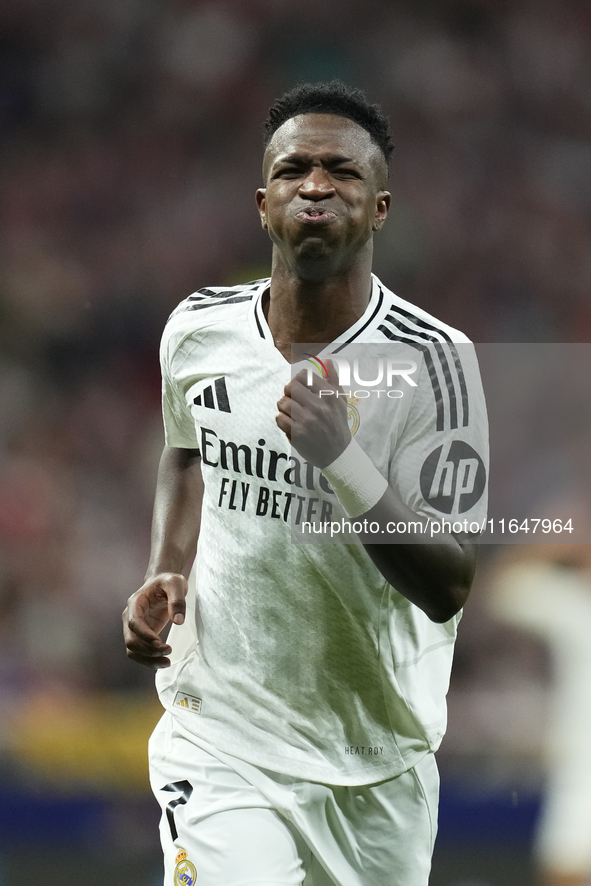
[156,274,488,785]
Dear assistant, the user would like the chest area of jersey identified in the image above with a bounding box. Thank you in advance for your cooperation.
[183,336,409,523]
[187,344,407,456]
[185,338,288,460]
[183,342,329,524]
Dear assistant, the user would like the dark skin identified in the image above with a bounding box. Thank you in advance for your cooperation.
[123,446,202,668]
[255,113,390,359]
[123,113,477,668]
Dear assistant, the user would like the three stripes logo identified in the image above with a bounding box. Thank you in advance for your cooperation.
[193,377,231,413]
[377,292,470,432]
[170,284,259,319]
[173,691,202,714]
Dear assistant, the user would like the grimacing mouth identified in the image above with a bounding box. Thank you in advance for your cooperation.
[294,206,337,224]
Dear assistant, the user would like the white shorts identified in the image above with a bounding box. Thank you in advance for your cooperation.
[148,712,439,886]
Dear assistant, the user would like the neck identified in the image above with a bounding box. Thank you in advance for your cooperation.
[265,251,374,362]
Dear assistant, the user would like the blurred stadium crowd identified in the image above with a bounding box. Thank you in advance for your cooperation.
[0,0,590,850]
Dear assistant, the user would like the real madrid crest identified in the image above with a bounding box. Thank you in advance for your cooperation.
[174,848,197,885]
[347,396,360,436]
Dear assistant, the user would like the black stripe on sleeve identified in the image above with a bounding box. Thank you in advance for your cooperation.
[449,345,469,426]
[183,295,254,312]
[169,290,256,320]
[196,288,256,298]
[434,342,458,429]
[188,283,261,300]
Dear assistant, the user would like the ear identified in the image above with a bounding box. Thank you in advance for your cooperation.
[255,188,267,229]
[372,190,391,232]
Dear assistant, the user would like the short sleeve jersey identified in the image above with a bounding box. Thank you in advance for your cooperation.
[156,275,488,786]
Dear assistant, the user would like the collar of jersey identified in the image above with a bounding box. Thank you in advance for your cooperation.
[249,274,386,363]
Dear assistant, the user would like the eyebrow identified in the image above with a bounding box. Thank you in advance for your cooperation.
[273,153,361,167]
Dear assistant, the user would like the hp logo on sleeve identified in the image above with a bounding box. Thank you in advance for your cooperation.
[420,441,486,514]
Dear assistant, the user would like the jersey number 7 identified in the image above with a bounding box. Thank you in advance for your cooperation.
[162,780,193,842]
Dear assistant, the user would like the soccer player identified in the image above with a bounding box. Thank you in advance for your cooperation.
[491,546,591,886]
[123,81,488,886]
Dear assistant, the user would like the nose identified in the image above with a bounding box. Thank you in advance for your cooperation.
[298,168,335,200]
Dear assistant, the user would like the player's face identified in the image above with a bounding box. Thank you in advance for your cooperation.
[256,114,390,278]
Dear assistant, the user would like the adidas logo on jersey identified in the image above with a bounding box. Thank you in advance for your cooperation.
[193,377,231,413]
[173,691,202,714]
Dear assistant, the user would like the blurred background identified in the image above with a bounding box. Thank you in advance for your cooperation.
[1,0,591,883]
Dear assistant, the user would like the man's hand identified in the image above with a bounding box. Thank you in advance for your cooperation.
[276,360,351,468]
[123,572,188,669]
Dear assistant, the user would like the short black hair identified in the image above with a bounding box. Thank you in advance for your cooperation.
[264,80,394,166]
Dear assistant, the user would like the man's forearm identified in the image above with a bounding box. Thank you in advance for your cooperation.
[145,446,204,580]
[354,487,478,623]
